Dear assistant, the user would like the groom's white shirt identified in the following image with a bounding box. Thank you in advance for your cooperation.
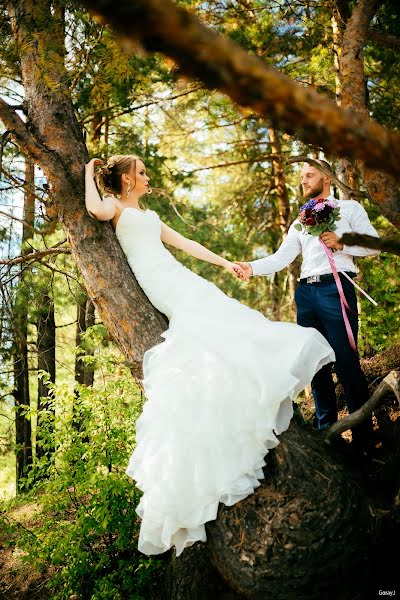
[250,196,380,279]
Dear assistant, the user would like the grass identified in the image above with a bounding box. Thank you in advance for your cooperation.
[0,451,15,499]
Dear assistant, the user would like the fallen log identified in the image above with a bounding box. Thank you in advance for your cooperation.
[325,371,400,444]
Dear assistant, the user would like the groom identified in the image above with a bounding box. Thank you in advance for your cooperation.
[236,160,380,455]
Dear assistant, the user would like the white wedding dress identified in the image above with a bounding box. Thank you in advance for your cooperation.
[116,208,335,556]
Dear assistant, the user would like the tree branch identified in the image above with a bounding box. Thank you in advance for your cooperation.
[0,209,43,235]
[0,412,13,421]
[368,29,400,50]
[325,371,400,443]
[184,154,279,173]
[80,85,203,125]
[0,97,44,162]
[80,0,400,182]
[186,154,369,200]
[340,232,400,254]
[0,247,70,266]
[0,129,12,173]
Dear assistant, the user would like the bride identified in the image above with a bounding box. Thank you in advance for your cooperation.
[85,155,335,556]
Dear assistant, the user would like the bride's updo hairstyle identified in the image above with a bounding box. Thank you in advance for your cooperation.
[96,154,142,196]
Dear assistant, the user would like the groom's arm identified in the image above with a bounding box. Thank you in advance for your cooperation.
[249,223,302,276]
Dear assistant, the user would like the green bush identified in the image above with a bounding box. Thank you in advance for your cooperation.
[0,341,164,599]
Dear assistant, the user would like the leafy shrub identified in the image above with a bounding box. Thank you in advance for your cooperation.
[1,340,164,599]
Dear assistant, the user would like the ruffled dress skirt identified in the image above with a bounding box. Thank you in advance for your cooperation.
[125,260,334,556]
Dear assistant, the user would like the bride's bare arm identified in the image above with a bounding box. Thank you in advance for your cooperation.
[85,159,117,221]
[160,222,244,277]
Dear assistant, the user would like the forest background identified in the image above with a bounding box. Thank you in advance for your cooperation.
[0,0,399,598]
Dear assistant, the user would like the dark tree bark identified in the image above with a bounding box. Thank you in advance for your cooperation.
[13,320,32,491]
[75,291,95,388]
[331,5,361,200]
[368,29,400,50]
[168,418,373,600]
[164,543,243,600]
[73,291,95,436]
[13,155,34,492]
[269,128,298,313]
[270,129,290,238]
[36,293,56,463]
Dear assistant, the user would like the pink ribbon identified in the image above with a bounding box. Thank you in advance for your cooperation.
[319,239,357,352]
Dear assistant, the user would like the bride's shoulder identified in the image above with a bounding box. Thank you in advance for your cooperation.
[106,197,123,227]
[103,195,120,208]
[88,195,119,222]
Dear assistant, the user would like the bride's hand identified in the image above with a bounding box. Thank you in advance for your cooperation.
[224,261,245,280]
[85,158,103,178]
[234,262,253,282]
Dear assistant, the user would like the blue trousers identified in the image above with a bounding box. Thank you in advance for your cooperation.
[295,274,372,446]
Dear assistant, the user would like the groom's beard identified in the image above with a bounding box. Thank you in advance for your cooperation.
[303,177,324,199]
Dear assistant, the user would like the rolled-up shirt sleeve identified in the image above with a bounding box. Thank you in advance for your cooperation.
[250,223,302,276]
[342,201,381,257]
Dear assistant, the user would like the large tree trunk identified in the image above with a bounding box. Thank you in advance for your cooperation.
[269,128,298,314]
[36,292,56,464]
[164,543,243,600]
[73,291,95,436]
[13,318,32,492]
[207,422,372,600]
[75,291,95,389]
[340,0,400,225]
[167,418,373,600]
[4,0,168,384]
[331,7,359,198]
[13,155,34,492]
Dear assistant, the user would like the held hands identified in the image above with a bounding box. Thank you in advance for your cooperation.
[224,261,246,279]
[223,261,253,281]
[319,231,344,251]
[234,261,253,281]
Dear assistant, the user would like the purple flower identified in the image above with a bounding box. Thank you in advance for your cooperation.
[300,199,317,212]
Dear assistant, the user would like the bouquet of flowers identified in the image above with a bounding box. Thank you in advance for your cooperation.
[294,198,341,236]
